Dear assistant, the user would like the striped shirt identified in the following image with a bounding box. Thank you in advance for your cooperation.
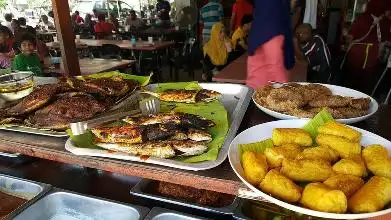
[200,1,224,42]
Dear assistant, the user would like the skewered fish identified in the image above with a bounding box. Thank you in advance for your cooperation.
[123,112,215,130]
[68,76,134,96]
[141,89,221,103]
[27,93,106,130]
[96,140,208,158]
[6,84,59,116]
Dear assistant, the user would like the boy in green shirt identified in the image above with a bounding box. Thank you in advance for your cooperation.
[13,33,44,76]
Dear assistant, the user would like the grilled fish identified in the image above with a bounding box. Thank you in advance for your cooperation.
[28,93,106,130]
[123,112,215,130]
[69,76,132,96]
[96,140,208,158]
[92,123,212,144]
[141,89,221,103]
[6,84,59,116]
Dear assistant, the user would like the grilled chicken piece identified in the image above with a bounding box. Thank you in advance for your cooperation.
[123,112,215,130]
[6,84,59,116]
[141,89,221,103]
[96,140,208,158]
[69,76,132,96]
[27,94,106,130]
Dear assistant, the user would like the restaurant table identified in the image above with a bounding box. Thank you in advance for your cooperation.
[0,103,390,219]
[46,39,174,51]
[213,54,308,84]
[43,58,135,75]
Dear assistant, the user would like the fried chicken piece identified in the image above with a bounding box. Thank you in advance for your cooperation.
[332,107,368,118]
[265,87,305,112]
[298,84,332,102]
[309,95,351,108]
[349,98,371,110]
[254,85,273,106]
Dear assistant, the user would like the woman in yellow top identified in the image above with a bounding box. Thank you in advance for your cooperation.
[232,14,253,55]
[202,23,234,81]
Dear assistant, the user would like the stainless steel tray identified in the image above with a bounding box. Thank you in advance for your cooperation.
[0,77,140,138]
[144,207,209,220]
[130,179,239,215]
[0,174,51,219]
[66,83,253,170]
[13,189,150,220]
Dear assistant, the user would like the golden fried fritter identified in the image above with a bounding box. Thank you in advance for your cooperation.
[242,151,269,185]
[281,159,333,182]
[264,144,302,168]
[318,121,361,142]
[324,174,364,198]
[316,134,361,158]
[332,156,367,177]
[296,146,339,163]
[349,98,371,110]
[309,95,351,108]
[301,183,347,213]
[272,128,313,147]
[362,145,391,179]
[265,87,305,112]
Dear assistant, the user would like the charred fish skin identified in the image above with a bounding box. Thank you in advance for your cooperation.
[159,89,197,103]
[96,142,176,159]
[92,125,144,144]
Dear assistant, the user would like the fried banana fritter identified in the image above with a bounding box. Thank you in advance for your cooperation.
[362,145,391,179]
[309,95,351,108]
[272,128,312,147]
[296,146,339,163]
[332,156,367,177]
[301,183,347,213]
[318,121,361,142]
[242,151,268,185]
[281,159,333,182]
[316,134,361,158]
[348,176,391,213]
[324,174,364,198]
[260,169,302,203]
[264,144,302,168]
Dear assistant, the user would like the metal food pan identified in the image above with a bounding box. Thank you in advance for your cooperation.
[144,207,210,220]
[130,179,239,215]
[0,174,51,219]
[13,189,150,220]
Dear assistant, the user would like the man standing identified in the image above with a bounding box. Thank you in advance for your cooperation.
[200,0,224,43]
[156,0,171,22]
[125,10,144,28]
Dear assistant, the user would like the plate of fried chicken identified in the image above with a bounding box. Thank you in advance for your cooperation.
[253,83,378,124]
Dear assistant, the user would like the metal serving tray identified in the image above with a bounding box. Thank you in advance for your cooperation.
[144,207,209,220]
[0,77,139,138]
[13,189,150,220]
[130,179,239,215]
[65,83,253,171]
[0,174,51,219]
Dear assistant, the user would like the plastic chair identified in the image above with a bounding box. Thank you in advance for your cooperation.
[99,44,122,60]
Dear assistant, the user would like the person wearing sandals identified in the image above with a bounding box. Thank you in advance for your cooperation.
[202,23,234,81]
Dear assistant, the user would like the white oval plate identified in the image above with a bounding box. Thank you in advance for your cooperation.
[252,83,378,124]
[228,119,391,219]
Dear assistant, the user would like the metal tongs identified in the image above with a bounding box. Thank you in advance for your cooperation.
[70,98,160,135]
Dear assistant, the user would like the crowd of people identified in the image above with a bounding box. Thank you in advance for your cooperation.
[200,0,391,94]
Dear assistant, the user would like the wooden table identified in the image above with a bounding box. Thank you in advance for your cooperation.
[213,54,308,84]
[43,58,135,75]
[47,40,174,51]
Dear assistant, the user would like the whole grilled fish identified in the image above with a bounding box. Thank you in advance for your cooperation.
[96,140,208,158]
[141,89,221,103]
[123,112,215,130]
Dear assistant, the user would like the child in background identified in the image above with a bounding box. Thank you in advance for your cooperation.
[0,26,14,68]
[231,14,253,56]
[12,33,43,76]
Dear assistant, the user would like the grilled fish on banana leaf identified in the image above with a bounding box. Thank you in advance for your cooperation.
[141,89,221,103]
[96,140,208,158]
[68,76,133,96]
[123,112,215,130]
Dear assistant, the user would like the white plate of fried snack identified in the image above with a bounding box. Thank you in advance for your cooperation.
[253,83,378,124]
[229,120,391,219]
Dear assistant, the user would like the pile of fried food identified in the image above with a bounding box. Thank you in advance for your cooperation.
[91,112,215,158]
[0,76,139,131]
[254,83,371,119]
[241,121,391,214]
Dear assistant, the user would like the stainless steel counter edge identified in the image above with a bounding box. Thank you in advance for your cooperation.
[144,207,210,220]
[130,178,240,215]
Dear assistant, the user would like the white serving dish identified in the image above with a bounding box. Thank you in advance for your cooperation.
[253,83,378,124]
[65,83,253,171]
[228,119,391,220]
